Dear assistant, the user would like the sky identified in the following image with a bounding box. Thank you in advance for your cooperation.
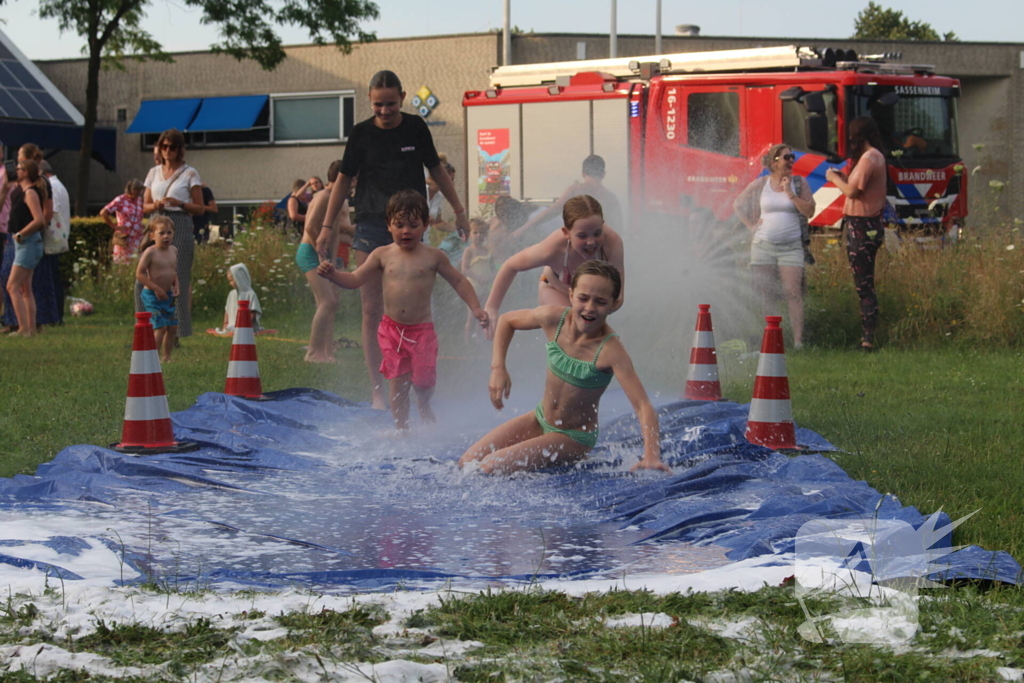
[2,0,1020,62]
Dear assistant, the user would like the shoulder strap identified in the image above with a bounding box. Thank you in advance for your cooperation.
[592,333,619,363]
[553,307,570,341]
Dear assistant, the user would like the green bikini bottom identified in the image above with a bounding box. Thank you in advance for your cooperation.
[534,403,598,449]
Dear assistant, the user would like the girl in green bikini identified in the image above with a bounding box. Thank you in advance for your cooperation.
[459,261,669,475]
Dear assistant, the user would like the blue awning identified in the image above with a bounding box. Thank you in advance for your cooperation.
[126,98,202,134]
[0,120,117,170]
[188,95,268,132]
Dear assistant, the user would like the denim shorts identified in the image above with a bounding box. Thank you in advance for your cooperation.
[750,237,805,268]
[352,218,393,254]
[13,233,43,270]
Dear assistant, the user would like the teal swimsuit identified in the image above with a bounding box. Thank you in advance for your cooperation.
[536,308,618,448]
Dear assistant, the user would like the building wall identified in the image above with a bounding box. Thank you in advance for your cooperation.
[36,32,1023,224]
[37,33,500,208]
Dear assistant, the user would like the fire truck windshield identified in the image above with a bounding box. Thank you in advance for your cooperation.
[851,85,959,161]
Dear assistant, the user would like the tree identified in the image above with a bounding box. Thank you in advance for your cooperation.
[4,0,379,215]
[853,2,958,42]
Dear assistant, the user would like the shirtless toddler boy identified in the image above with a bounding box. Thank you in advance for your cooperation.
[136,215,180,362]
[318,190,488,429]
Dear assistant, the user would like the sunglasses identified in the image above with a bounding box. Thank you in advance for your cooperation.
[775,153,796,161]
[160,143,180,150]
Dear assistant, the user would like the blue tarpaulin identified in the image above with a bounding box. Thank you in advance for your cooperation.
[0,390,1018,590]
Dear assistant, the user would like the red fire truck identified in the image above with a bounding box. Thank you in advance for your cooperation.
[463,45,966,236]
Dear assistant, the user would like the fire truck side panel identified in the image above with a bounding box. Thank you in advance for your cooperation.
[591,98,631,219]
[522,100,591,200]
[465,103,522,211]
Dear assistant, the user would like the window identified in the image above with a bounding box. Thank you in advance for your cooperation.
[138,92,354,150]
[271,93,354,143]
[783,90,838,157]
[687,92,740,156]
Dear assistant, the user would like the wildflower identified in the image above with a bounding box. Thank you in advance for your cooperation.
[891,150,903,158]
[972,143,985,150]
[1007,245,1016,251]
[989,180,1006,190]
[972,166,982,176]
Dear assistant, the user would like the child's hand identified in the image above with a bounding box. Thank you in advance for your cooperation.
[473,307,489,329]
[316,260,335,278]
[489,367,511,410]
[154,286,168,301]
[630,455,671,473]
[483,307,499,340]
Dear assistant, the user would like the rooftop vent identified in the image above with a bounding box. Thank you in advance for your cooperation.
[675,24,700,37]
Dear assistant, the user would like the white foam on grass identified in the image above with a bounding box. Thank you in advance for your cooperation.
[604,612,674,629]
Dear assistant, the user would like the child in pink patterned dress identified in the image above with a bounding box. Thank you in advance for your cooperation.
[101,179,145,264]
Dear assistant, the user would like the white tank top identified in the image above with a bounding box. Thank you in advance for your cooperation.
[757,180,802,244]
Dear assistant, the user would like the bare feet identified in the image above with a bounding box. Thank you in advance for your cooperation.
[418,401,436,423]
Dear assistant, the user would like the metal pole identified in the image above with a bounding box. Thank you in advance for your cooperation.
[655,0,662,54]
[610,0,617,58]
[503,0,511,66]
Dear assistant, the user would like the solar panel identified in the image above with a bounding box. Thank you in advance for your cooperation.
[0,31,80,124]
[0,58,76,123]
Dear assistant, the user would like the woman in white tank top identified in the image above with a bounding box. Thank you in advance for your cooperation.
[734,144,815,348]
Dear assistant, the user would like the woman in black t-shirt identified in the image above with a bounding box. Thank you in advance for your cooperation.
[316,70,470,410]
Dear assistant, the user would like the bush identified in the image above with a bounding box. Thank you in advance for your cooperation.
[64,216,114,288]
[69,222,305,326]
[805,229,1024,347]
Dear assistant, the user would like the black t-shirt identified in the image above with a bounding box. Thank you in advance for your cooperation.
[340,114,441,225]
[193,186,215,231]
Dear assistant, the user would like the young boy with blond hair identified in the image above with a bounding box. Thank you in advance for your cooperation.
[136,216,180,362]
[318,190,488,429]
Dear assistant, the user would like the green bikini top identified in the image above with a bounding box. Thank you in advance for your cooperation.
[546,308,617,389]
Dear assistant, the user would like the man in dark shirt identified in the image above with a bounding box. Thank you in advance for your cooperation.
[193,184,217,244]
[317,70,469,410]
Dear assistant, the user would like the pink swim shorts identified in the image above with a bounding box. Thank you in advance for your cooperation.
[377,315,439,389]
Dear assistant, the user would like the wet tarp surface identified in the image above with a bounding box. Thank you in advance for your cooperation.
[0,390,1018,589]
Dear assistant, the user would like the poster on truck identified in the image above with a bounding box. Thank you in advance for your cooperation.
[477,128,511,204]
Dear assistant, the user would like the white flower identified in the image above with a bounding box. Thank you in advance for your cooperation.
[198,279,207,285]
[1007,245,1016,251]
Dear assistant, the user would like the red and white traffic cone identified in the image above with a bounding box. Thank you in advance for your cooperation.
[224,300,264,399]
[745,315,798,450]
[112,312,197,454]
[684,303,723,401]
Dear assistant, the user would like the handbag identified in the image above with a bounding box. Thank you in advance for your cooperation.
[42,219,70,255]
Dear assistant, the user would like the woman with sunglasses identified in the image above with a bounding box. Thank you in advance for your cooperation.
[5,159,47,337]
[140,129,203,338]
[734,143,815,349]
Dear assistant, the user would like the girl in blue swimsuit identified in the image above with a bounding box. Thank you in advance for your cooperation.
[460,261,669,475]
